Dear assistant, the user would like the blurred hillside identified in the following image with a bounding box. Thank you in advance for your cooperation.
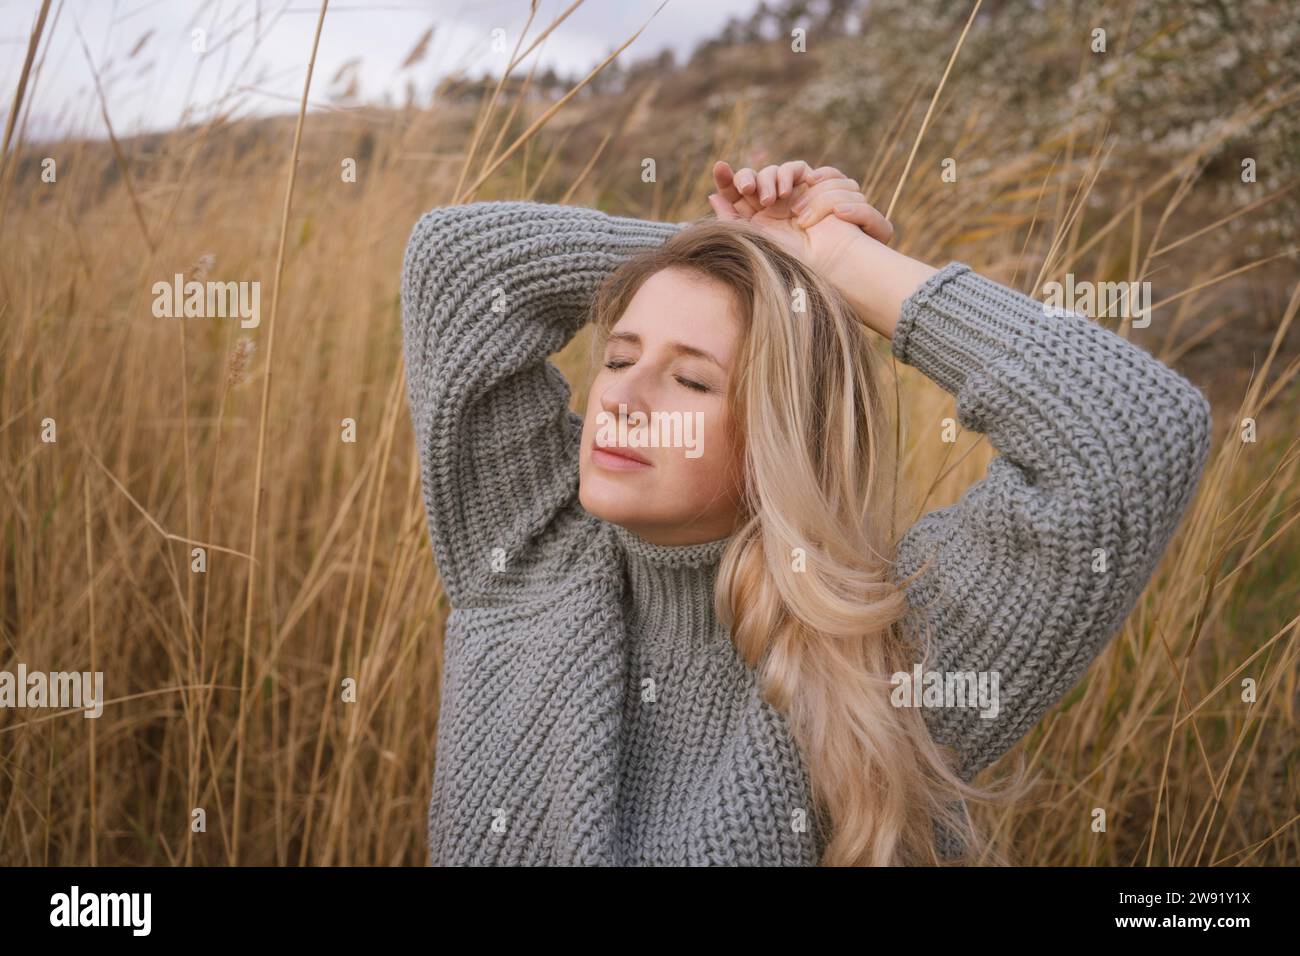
[14,0,1300,408]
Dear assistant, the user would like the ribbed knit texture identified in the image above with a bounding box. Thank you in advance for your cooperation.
[400,200,1213,866]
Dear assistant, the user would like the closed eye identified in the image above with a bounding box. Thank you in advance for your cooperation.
[603,359,712,393]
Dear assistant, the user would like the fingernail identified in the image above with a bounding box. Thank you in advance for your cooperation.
[791,197,807,213]
[796,211,811,225]
[834,203,852,213]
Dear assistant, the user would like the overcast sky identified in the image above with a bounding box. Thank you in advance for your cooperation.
[1,0,764,140]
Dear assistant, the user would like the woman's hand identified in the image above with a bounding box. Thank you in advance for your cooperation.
[707,159,935,341]
[707,160,893,280]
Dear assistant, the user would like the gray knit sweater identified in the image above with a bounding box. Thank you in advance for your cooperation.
[399,200,1212,866]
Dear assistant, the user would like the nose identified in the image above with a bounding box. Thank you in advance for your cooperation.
[599,366,651,439]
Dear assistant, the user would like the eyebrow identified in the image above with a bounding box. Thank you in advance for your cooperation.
[604,331,725,369]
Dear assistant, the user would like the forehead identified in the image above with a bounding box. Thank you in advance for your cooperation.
[611,268,740,362]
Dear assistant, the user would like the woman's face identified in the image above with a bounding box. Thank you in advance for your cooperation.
[579,267,745,546]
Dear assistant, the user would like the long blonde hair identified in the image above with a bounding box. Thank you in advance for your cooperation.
[589,218,1020,865]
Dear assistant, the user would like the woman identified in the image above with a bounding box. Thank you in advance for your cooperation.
[399,159,1212,866]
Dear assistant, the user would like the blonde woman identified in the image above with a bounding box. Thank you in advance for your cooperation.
[399,159,1212,866]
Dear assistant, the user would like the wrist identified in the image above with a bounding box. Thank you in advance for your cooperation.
[822,234,938,340]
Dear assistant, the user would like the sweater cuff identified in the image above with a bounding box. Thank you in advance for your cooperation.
[891,261,1038,396]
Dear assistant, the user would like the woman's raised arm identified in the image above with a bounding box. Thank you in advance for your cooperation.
[400,201,681,607]
[887,264,1213,780]
[711,159,1213,780]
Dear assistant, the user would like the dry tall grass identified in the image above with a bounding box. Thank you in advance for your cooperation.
[1,1,1297,865]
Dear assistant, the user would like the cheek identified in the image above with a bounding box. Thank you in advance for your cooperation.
[675,405,741,496]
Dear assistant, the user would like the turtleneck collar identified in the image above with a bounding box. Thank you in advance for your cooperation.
[610,523,734,651]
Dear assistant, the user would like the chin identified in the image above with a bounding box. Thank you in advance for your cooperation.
[578,483,619,523]
[579,480,644,527]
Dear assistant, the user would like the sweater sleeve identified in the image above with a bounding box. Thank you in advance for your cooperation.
[400,200,683,606]
[889,262,1213,781]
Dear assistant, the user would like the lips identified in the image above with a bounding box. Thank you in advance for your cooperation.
[591,440,652,467]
